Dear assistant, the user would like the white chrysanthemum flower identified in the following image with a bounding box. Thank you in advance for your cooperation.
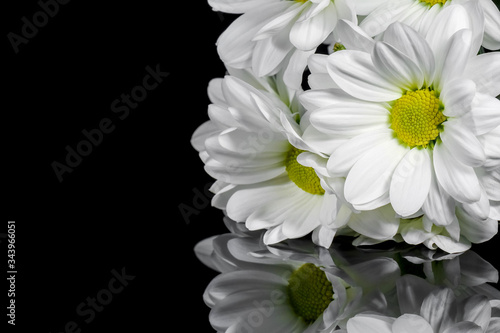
[195,232,399,332]
[344,275,500,333]
[209,0,355,89]
[300,6,500,251]
[355,0,500,50]
[191,69,348,247]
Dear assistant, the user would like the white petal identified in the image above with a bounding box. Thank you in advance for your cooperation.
[429,234,472,253]
[480,0,500,50]
[425,5,471,60]
[283,49,315,90]
[440,120,486,167]
[290,2,337,51]
[354,0,388,16]
[433,142,482,203]
[254,2,303,40]
[217,6,277,67]
[328,129,394,177]
[470,93,500,136]
[191,120,219,152]
[440,79,476,118]
[327,50,403,102]
[309,102,389,136]
[299,88,354,111]
[422,165,456,226]
[252,28,294,77]
[263,224,288,244]
[457,207,498,244]
[372,41,424,91]
[459,0,486,57]
[334,0,356,22]
[335,19,375,53]
[359,0,414,37]
[390,148,432,217]
[208,0,280,14]
[347,205,400,240]
[307,53,328,74]
[383,22,435,86]
[225,178,291,221]
[434,29,472,91]
[464,52,500,98]
[345,139,408,209]
[312,225,336,248]
[281,194,323,238]
[399,217,434,245]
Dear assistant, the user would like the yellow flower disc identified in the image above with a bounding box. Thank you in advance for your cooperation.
[285,147,325,195]
[420,0,447,7]
[390,89,446,148]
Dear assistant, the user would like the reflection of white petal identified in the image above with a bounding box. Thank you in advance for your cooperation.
[420,288,456,332]
[346,313,394,333]
[441,322,483,333]
[392,314,433,333]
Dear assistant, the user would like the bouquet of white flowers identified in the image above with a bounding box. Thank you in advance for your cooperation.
[192,0,500,331]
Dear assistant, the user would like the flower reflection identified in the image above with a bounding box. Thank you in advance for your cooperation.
[195,218,500,332]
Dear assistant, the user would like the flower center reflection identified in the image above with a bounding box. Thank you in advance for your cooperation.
[287,263,333,323]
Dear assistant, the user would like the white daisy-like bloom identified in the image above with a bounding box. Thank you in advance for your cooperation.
[354,0,500,50]
[300,5,500,252]
[192,68,351,247]
[209,0,356,89]
[195,231,399,332]
[342,275,500,333]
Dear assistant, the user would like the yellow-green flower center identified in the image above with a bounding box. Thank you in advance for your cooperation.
[390,89,446,148]
[420,0,448,7]
[285,147,325,195]
[333,43,346,52]
[288,263,334,324]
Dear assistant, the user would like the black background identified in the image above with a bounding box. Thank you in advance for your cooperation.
[3,0,500,332]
